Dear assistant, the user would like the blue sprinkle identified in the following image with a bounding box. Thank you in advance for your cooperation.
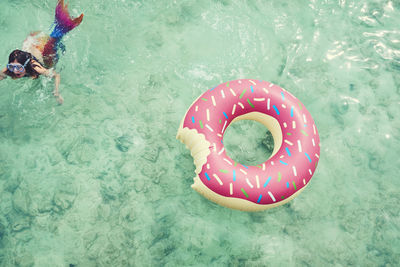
[191,116,195,123]
[290,106,294,117]
[250,86,254,92]
[223,112,228,119]
[286,182,290,188]
[221,140,223,144]
[210,87,215,91]
[263,176,271,188]
[279,160,288,165]
[305,152,312,162]
[304,124,307,127]
[205,172,211,180]
[285,147,291,156]
[281,92,285,100]
[273,105,280,115]
[233,170,236,182]
[257,194,262,203]
[241,164,249,169]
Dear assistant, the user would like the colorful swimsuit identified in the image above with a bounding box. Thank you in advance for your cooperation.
[22,0,83,68]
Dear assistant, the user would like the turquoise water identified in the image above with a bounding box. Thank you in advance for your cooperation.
[1,0,399,265]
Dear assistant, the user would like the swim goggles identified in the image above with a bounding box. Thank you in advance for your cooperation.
[7,58,31,73]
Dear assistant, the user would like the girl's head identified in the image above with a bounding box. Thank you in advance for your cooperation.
[5,50,38,79]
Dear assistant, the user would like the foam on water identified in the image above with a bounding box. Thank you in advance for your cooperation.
[0,0,399,266]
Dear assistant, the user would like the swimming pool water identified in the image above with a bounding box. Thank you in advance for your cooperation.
[0,0,399,266]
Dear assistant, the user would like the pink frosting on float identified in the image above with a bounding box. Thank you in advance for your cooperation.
[182,79,320,205]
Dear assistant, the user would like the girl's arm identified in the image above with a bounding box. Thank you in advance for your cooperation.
[0,67,7,81]
[33,64,63,104]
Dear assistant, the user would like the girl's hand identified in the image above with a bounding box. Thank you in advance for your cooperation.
[53,90,64,104]
[0,67,7,80]
[56,95,64,105]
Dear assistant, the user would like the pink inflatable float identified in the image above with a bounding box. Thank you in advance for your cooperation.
[177,79,320,211]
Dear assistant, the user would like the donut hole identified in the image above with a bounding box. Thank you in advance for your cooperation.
[223,119,274,166]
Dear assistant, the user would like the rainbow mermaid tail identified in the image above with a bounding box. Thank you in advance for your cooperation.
[22,0,83,68]
[50,0,84,39]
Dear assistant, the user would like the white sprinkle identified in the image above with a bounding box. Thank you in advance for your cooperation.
[238,80,242,84]
[284,140,293,146]
[206,109,210,121]
[223,158,232,165]
[283,122,287,128]
[246,178,254,188]
[282,104,286,108]
[303,114,307,123]
[230,88,236,96]
[280,155,284,158]
[221,90,225,98]
[218,147,225,155]
[213,143,217,152]
[293,121,296,129]
[213,174,223,185]
[240,169,247,175]
[268,83,274,88]
[217,133,222,137]
[267,98,270,110]
[249,80,256,85]
[238,102,244,109]
[232,104,237,115]
[271,161,274,165]
[303,179,306,185]
[263,88,269,94]
[195,106,198,112]
[312,138,315,146]
[262,163,265,171]
[211,96,216,106]
[205,124,214,132]
[207,164,210,169]
[254,98,265,101]
[297,140,302,152]
[313,124,316,135]
[256,175,260,188]
[230,183,233,195]
[309,169,312,175]
[293,166,297,176]
[268,191,276,202]
[222,120,227,133]
[315,153,319,159]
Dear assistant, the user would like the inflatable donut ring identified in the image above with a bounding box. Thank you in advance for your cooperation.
[177,79,320,211]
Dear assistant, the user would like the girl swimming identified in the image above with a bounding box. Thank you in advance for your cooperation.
[0,0,83,104]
